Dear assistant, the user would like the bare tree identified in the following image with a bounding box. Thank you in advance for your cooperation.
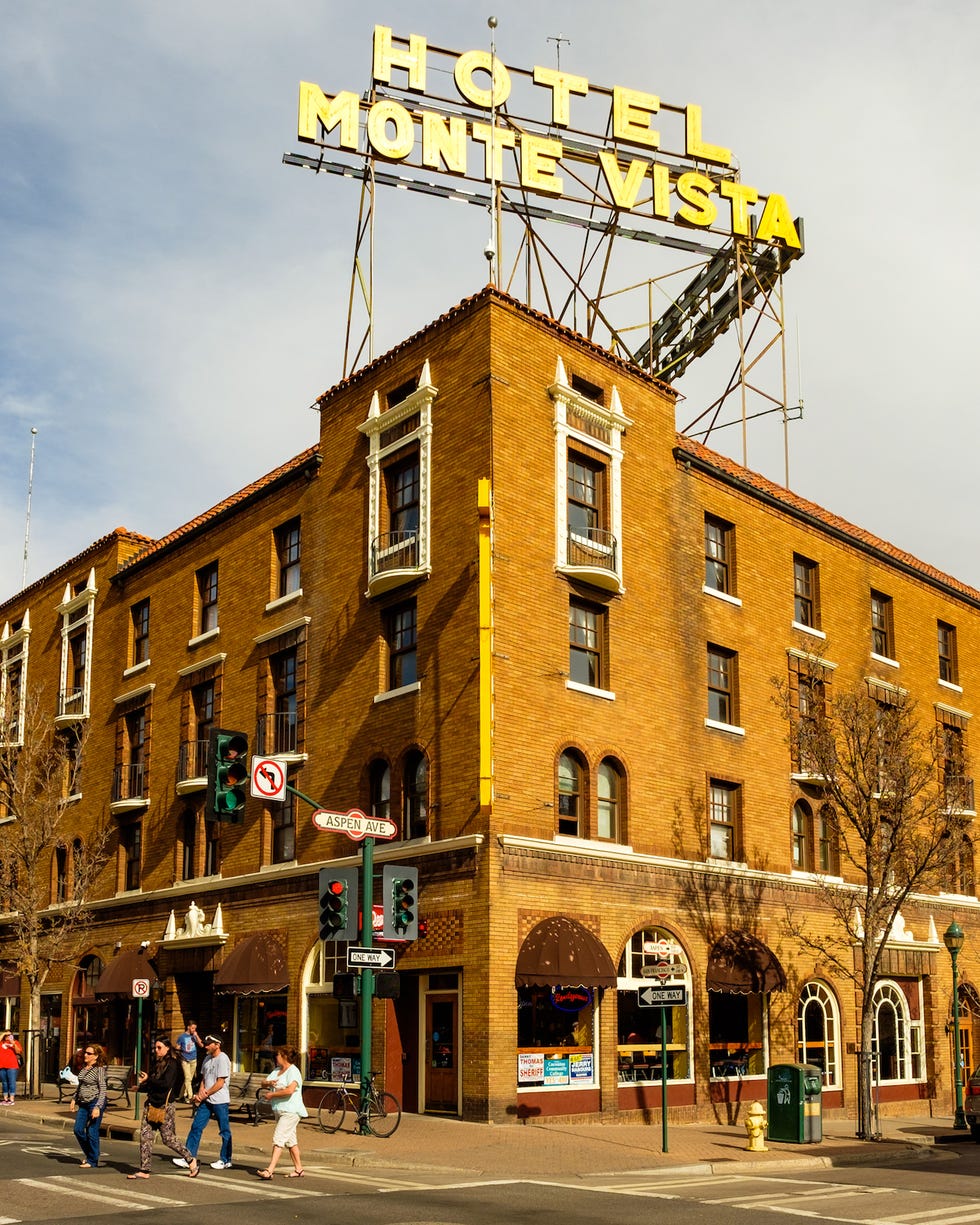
[0,684,110,1090]
[777,652,967,1137]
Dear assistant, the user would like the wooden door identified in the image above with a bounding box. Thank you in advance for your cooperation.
[424,993,458,1113]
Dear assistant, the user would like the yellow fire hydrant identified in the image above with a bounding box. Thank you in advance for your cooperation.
[744,1100,768,1152]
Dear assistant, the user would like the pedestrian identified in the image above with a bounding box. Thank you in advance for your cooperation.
[172,1033,232,1171]
[0,1032,21,1104]
[175,1020,204,1103]
[71,1042,107,1167]
[255,1045,308,1179]
[127,1035,199,1179]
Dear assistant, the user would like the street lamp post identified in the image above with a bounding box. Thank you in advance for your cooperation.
[943,920,967,1130]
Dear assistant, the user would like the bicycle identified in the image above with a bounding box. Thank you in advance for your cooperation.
[317,1070,401,1137]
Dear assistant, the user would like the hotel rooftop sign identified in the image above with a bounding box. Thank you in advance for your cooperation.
[295,25,801,252]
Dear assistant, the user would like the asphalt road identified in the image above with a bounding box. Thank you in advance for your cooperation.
[1,1112,978,1225]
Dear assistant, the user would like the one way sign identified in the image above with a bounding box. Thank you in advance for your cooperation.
[638,985,687,1007]
[347,946,396,970]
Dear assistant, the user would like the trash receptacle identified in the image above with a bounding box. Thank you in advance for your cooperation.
[802,1064,822,1142]
[767,1064,809,1143]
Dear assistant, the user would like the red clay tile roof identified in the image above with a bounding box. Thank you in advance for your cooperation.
[676,434,980,607]
[114,445,321,579]
[1,527,154,615]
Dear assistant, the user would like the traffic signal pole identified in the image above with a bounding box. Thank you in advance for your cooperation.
[358,835,375,1135]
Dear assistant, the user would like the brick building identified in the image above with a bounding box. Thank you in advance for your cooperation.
[1,287,978,1124]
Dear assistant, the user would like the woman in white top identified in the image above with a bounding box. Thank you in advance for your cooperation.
[256,1045,308,1178]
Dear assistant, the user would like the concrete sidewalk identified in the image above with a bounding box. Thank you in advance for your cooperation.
[8,1092,975,1179]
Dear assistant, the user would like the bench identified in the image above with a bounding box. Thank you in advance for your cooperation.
[226,1071,263,1124]
[57,1063,132,1107]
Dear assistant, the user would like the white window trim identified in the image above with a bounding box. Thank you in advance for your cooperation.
[566,680,616,701]
[939,678,964,694]
[870,651,900,669]
[1,612,30,748]
[550,355,632,593]
[792,621,826,640]
[122,659,151,678]
[704,718,746,737]
[703,585,742,608]
[374,680,421,704]
[358,362,436,592]
[187,627,220,649]
[265,589,304,614]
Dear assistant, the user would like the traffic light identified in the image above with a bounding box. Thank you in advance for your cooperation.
[332,973,357,999]
[319,866,358,941]
[206,729,249,822]
[382,864,418,940]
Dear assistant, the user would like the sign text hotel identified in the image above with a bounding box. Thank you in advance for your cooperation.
[298,26,801,250]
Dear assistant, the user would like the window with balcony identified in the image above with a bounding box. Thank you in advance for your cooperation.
[360,364,435,595]
[708,779,741,861]
[938,621,958,686]
[130,599,150,668]
[870,590,895,661]
[403,750,428,840]
[704,514,734,596]
[793,555,820,630]
[196,562,219,637]
[274,518,302,600]
[385,601,418,691]
[112,687,152,811]
[551,357,631,592]
[57,572,96,722]
[569,599,606,691]
[706,645,738,728]
[256,623,307,758]
[1,615,29,747]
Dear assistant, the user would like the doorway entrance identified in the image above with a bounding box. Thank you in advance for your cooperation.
[424,984,459,1114]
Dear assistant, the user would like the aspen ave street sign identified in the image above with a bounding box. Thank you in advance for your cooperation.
[347,947,396,969]
[311,808,398,841]
[638,985,687,1007]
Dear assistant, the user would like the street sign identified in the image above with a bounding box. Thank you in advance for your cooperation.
[347,946,396,969]
[311,808,398,841]
[638,985,687,1007]
[132,978,150,998]
[652,960,673,980]
[250,756,287,801]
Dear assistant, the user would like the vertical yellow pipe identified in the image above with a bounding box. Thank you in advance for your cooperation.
[478,478,493,811]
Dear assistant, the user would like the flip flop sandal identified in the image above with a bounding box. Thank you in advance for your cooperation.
[286,1170,305,1178]
[127,1172,150,1180]
[257,1170,274,1180]
[188,1159,200,1178]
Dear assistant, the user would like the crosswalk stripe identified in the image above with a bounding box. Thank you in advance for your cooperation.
[15,1176,179,1209]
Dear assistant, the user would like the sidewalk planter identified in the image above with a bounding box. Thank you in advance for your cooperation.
[767,1064,823,1143]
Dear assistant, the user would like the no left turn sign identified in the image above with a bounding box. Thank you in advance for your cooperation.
[251,756,287,802]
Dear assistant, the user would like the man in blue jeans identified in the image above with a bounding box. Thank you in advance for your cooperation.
[173,1034,233,1170]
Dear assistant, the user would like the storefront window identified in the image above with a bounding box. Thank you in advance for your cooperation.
[796,980,841,1087]
[708,992,766,1077]
[303,942,360,1082]
[872,979,924,1083]
[517,985,596,1088]
[234,995,287,1073]
[616,929,691,1082]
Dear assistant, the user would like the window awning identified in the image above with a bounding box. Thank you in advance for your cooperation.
[95,948,157,997]
[214,934,289,995]
[706,931,786,995]
[515,916,617,989]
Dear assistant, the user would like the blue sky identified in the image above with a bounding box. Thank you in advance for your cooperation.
[3,1,980,593]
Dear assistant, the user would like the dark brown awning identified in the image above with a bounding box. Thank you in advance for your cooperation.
[214,934,288,995]
[95,948,157,997]
[706,931,786,995]
[515,916,617,989]
[0,971,21,998]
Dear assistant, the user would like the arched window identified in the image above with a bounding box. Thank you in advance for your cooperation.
[797,981,841,1086]
[817,804,839,874]
[54,845,68,903]
[597,758,625,842]
[403,751,428,840]
[71,837,84,898]
[557,750,586,837]
[369,759,391,821]
[872,980,922,1082]
[616,928,691,1082]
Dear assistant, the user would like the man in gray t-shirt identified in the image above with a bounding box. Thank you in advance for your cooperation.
[174,1034,233,1169]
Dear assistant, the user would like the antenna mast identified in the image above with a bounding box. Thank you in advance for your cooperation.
[22,427,38,589]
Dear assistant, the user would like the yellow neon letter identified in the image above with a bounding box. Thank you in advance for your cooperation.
[520,133,564,195]
[684,104,731,167]
[597,150,649,210]
[719,180,759,237]
[471,122,516,182]
[675,172,717,228]
[421,112,468,174]
[366,99,415,160]
[455,49,512,108]
[756,193,802,248]
[372,25,427,92]
[532,65,589,127]
[612,87,660,150]
[297,83,359,149]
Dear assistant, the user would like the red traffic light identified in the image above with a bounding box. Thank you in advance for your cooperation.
[327,880,345,895]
